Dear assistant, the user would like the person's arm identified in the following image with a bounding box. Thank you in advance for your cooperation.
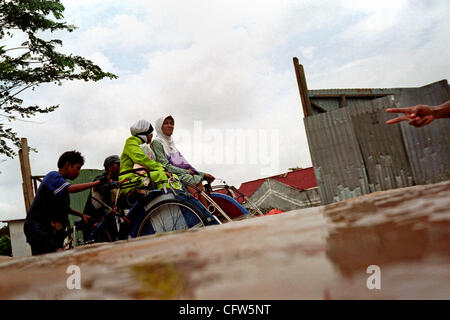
[151,140,204,178]
[70,208,93,224]
[433,99,450,119]
[67,180,101,193]
[203,173,215,183]
[125,137,166,171]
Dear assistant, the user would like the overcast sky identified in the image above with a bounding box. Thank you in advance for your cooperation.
[1,0,449,222]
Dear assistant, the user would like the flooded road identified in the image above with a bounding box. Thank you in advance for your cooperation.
[0,180,449,299]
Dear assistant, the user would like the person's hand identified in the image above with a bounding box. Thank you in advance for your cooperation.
[105,181,118,190]
[98,175,111,185]
[50,221,64,232]
[386,105,435,127]
[203,173,215,183]
[82,214,93,224]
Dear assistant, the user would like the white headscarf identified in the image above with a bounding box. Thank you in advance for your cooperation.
[153,115,198,173]
[130,119,153,143]
[153,115,177,156]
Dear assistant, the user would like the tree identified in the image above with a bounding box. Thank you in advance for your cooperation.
[0,235,12,256]
[0,225,12,256]
[0,0,117,158]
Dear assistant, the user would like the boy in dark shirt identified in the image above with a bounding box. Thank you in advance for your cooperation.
[24,151,106,255]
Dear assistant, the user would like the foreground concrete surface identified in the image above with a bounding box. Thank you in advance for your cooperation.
[0,180,449,300]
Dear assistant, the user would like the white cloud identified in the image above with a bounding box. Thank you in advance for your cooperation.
[1,0,449,221]
[73,14,151,52]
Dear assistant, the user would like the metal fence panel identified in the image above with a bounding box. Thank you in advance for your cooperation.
[304,108,369,204]
[397,80,450,185]
[349,95,415,192]
[305,80,449,205]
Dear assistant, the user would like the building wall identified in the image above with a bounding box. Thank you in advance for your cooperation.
[67,169,103,246]
[246,179,321,212]
[238,167,317,198]
[9,220,31,257]
[304,80,450,205]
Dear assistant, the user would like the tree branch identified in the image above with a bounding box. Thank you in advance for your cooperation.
[0,83,36,107]
[3,46,28,52]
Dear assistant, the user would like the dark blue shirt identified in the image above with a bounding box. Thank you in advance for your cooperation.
[26,171,72,226]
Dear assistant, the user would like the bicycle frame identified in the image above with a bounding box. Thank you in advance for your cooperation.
[204,180,264,216]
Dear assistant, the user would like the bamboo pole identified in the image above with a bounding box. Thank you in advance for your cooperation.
[19,138,34,213]
[293,57,313,117]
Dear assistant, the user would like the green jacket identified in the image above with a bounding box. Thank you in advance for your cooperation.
[120,136,166,174]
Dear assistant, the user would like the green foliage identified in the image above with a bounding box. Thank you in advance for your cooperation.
[0,225,12,256]
[0,224,9,237]
[0,0,117,158]
[0,236,12,256]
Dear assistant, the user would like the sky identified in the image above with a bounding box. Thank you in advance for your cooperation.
[1,0,449,222]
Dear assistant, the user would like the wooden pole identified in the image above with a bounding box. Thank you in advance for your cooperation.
[19,138,34,213]
[293,57,313,118]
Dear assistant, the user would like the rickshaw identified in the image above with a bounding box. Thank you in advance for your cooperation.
[75,168,263,245]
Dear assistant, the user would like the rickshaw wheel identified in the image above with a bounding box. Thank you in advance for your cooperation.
[136,199,209,237]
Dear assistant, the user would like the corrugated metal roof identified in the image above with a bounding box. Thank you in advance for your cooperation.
[238,167,317,198]
[247,179,320,211]
[309,88,402,95]
[308,88,403,115]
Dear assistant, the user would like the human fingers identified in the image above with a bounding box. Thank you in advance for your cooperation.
[386,107,412,114]
[412,116,434,127]
[408,116,421,124]
[386,115,409,125]
[422,117,434,126]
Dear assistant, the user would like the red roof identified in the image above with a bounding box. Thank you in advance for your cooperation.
[238,167,317,198]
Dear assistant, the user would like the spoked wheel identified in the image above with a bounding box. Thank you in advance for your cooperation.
[136,199,209,237]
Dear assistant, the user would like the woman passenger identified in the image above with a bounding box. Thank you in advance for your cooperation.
[119,119,171,194]
[151,115,215,207]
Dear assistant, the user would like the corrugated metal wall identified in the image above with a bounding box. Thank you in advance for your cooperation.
[398,81,450,185]
[305,80,450,205]
[68,169,104,214]
[349,95,415,192]
[68,169,103,244]
[304,107,368,204]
